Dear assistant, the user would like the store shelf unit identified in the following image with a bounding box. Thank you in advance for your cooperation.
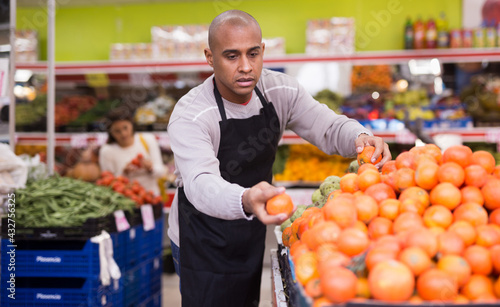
[16,48,500,75]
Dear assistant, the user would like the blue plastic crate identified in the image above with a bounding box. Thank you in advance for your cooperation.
[137,290,162,307]
[140,218,164,261]
[0,276,123,306]
[1,239,100,278]
[123,256,162,307]
[123,217,164,270]
[1,234,126,279]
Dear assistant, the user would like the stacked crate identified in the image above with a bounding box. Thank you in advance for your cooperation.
[0,205,164,306]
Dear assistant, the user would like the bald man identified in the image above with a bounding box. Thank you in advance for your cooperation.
[167,10,390,306]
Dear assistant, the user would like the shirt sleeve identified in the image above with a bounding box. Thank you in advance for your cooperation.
[143,133,167,179]
[98,145,119,176]
[168,117,249,221]
[281,76,372,158]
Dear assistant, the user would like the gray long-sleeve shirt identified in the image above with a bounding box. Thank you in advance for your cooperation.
[167,68,372,246]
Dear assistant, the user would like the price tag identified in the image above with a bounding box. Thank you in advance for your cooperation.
[141,204,156,231]
[114,210,130,232]
[70,133,89,148]
[94,133,108,146]
[85,73,110,88]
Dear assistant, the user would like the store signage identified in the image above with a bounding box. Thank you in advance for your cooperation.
[113,210,130,232]
[141,204,155,231]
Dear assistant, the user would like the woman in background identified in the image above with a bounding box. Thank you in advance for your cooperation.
[99,109,166,196]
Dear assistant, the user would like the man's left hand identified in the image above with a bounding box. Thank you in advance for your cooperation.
[355,134,392,168]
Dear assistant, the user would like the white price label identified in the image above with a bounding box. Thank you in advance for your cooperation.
[114,210,130,232]
[141,204,156,231]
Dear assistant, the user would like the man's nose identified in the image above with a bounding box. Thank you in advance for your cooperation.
[239,55,252,73]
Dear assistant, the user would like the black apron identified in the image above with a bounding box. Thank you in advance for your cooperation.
[178,81,280,307]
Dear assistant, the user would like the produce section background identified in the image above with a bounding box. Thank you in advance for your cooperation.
[17,0,461,61]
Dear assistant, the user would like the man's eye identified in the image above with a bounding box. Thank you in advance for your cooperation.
[227,55,237,60]
[250,52,259,57]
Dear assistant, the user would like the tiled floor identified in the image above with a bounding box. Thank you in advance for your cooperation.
[162,224,279,307]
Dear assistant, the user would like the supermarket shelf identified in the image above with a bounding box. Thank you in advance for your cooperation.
[8,127,500,147]
[15,48,500,75]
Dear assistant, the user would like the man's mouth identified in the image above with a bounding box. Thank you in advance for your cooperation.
[236,77,254,87]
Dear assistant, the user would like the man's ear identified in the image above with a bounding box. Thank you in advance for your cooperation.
[261,42,265,55]
[204,48,214,67]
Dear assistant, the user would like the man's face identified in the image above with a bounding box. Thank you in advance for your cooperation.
[205,23,265,104]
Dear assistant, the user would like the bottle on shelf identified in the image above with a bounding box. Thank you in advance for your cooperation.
[426,16,438,49]
[404,17,414,49]
[436,11,449,48]
[473,22,485,48]
[485,20,496,47]
[413,16,426,49]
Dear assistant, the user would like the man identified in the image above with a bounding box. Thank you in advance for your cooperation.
[167,10,391,307]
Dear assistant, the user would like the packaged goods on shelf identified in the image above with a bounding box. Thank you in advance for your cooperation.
[151,24,208,59]
[109,43,153,61]
[306,17,355,55]
[262,37,286,56]
[15,29,38,63]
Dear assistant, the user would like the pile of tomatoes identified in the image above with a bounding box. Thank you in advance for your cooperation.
[96,171,162,206]
[282,144,500,306]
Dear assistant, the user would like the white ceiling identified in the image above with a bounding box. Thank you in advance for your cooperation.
[17,0,204,8]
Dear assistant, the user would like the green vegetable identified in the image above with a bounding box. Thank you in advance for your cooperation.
[13,176,136,227]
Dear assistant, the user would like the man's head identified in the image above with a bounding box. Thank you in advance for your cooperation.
[205,10,265,104]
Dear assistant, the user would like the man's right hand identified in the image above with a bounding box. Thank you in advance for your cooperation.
[242,182,292,225]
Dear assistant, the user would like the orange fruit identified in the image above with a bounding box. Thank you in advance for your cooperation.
[437,162,465,187]
[463,245,493,275]
[398,246,431,276]
[354,194,379,224]
[381,160,397,174]
[429,182,461,210]
[494,275,500,298]
[490,208,500,226]
[491,244,500,274]
[365,246,398,271]
[353,220,368,233]
[320,266,357,303]
[316,246,346,268]
[442,145,472,168]
[290,241,310,261]
[399,186,430,208]
[423,205,453,229]
[378,199,400,221]
[337,227,370,257]
[416,268,458,301]
[356,169,381,192]
[282,226,293,247]
[406,227,438,257]
[367,217,393,240]
[395,151,416,170]
[437,255,472,287]
[375,235,403,254]
[358,163,378,174]
[355,277,371,299]
[461,185,484,205]
[437,231,465,256]
[305,278,322,299]
[394,167,416,192]
[423,143,443,164]
[475,224,500,247]
[368,260,415,302]
[266,193,294,216]
[312,297,333,307]
[453,203,489,227]
[448,221,477,246]
[415,162,439,190]
[381,172,397,191]
[494,165,500,179]
[470,150,496,174]
[323,197,357,229]
[295,251,319,285]
[461,274,494,300]
[306,221,342,251]
[340,173,359,193]
[464,164,488,188]
[364,182,396,203]
[357,145,381,165]
[399,198,425,215]
[393,212,424,234]
[482,178,500,210]
[454,294,470,303]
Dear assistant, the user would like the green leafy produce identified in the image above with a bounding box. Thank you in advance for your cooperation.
[314,89,343,113]
[68,99,120,127]
[273,145,290,176]
[15,95,47,126]
[14,176,136,227]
